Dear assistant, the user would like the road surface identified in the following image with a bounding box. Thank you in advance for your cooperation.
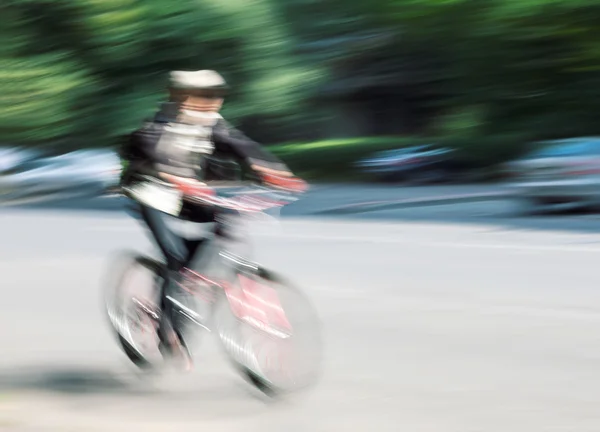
[0,204,600,431]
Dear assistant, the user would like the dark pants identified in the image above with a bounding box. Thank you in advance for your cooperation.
[139,205,208,272]
[138,203,215,343]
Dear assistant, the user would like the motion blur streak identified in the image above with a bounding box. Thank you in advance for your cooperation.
[3,0,600,430]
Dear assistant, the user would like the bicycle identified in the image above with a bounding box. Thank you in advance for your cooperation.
[103,174,322,396]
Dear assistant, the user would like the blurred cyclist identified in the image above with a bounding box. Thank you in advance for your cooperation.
[120,70,296,369]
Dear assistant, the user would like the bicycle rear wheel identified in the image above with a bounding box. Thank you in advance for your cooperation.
[103,251,164,370]
[213,268,323,396]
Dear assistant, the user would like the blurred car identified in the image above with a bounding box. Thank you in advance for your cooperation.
[354,145,459,183]
[0,149,121,199]
[52,149,122,191]
[506,137,600,212]
[0,147,43,173]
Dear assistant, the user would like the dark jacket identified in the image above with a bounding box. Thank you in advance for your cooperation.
[121,103,288,188]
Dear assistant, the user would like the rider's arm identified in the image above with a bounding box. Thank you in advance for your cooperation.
[212,119,291,176]
[121,126,159,180]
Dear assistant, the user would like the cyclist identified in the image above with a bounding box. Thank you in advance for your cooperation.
[120,70,297,369]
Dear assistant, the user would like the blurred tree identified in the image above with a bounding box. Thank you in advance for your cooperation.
[1,0,600,163]
[0,53,96,144]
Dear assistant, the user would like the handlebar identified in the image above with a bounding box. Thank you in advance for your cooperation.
[259,173,308,192]
[170,176,307,212]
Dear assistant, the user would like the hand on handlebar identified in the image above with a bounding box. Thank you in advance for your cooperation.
[251,165,308,192]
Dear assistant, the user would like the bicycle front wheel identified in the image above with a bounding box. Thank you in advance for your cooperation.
[213,268,323,396]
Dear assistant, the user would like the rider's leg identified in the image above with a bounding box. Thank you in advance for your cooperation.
[183,238,205,264]
[138,204,193,365]
[139,205,188,270]
[181,204,217,271]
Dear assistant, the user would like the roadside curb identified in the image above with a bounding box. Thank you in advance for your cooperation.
[0,191,97,208]
[1,190,513,216]
[313,191,512,215]
[0,193,127,211]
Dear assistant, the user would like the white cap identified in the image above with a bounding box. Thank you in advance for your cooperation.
[169,70,227,90]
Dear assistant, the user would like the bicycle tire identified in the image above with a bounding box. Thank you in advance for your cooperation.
[103,250,164,370]
[213,267,323,396]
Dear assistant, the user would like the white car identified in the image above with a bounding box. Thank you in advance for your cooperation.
[0,149,121,199]
[506,137,600,213]
[0,147,42,173]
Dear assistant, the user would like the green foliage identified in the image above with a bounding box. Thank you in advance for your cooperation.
[2,0,600,174]
[271,136,430,180]
[0,0,325,147]
[0,53,97,143]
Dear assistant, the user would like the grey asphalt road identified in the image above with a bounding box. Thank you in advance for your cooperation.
[2,200,600,431]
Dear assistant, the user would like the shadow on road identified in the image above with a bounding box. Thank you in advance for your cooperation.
[0,365,283,409]
[0,367,143,396]
[0,366,291,426]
